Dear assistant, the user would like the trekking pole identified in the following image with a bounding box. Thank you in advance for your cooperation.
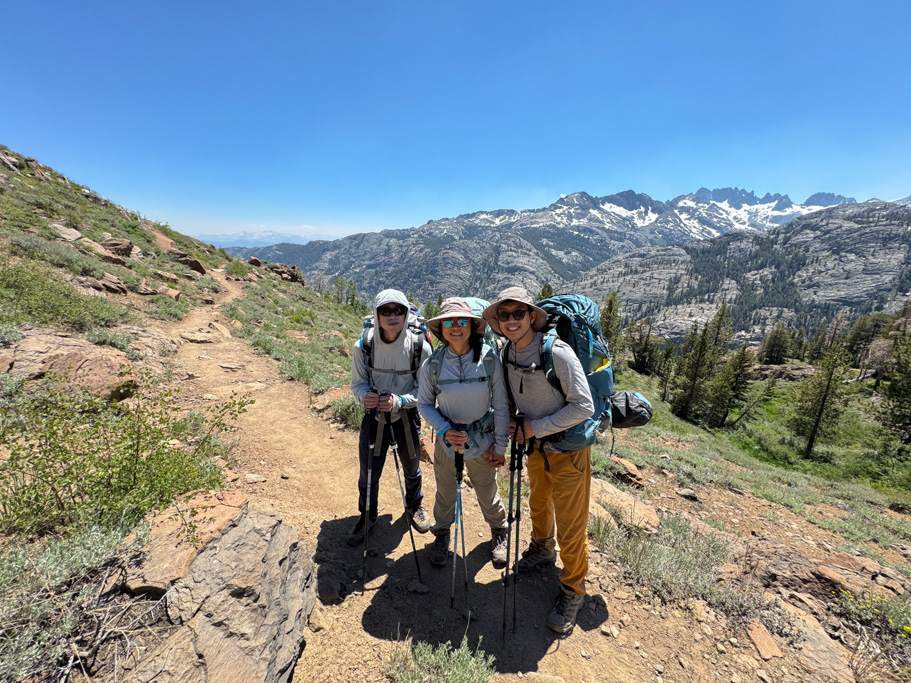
[450,426,469,610]
[502,414,525,637]
[513,423,530,634]
[388,423,423,583]
[363,407,386,582]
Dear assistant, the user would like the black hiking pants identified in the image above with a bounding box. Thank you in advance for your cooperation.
[357,409,423,520]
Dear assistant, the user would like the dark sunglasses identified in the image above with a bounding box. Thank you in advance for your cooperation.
[497,309,529,322]
[378,305,407,317]
[442,318,470,328]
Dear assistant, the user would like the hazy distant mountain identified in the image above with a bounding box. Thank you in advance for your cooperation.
[198,231,312,248]
[231,187,868,301]
[569,202,911,341]
[894,194,911,207]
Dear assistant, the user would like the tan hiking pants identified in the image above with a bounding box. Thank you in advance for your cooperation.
[526,443,592,596]
[430,440,507,534]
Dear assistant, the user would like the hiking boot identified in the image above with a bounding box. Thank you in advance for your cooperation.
[491,528,508,568]
[406,505,432,534]
[430,531,451,567]
[517,540,556,572]
[345,516,374,547]
[548,586,584,634]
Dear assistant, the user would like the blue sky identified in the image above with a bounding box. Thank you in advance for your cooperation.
[3,1,909,239]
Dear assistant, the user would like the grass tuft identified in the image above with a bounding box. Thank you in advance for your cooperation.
[385,636,496,683]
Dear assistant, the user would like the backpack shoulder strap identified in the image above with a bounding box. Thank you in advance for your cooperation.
[541,329,564,396]
[427,344,446,394]
[360,326,375,369]
[409,326,425,378]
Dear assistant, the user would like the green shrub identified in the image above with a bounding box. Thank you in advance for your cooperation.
[0,374,252,535]
[0,322,20,347]
[0,526,137,682]
[148,293,190,320]
[225,259,249,278]
[329,394,364,430]
[85,329,131,351]
[0,260,128,330]
[196,277,221,293]
[588,513,756,617]
[385,637,495,683]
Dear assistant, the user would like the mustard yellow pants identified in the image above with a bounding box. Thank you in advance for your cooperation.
[525,444,591,596]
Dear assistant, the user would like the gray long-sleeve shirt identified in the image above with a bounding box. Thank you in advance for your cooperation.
[417,346,509,461]
[503,332,595,452]
[351,327,431,423]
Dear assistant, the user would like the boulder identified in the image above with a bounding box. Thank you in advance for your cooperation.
[7,332,134,399]
[746,619,782,660]
[100,238,134,256]
[590,478,659,532]
[754,365,816,382]
[50,223,81,241]
[77,237,127,266]
[168,249,207,275]
[609,456,644,487]
[780,602,853,683]
[100,273,128,294]
[248,257,262,267]
[124,496,315,683]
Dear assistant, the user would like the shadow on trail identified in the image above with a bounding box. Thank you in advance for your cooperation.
[359,526,609,675]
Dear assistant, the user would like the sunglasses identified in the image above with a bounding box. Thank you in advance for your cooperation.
[496,309,529,322]
[378,305,407,317]
[442,318,471,328]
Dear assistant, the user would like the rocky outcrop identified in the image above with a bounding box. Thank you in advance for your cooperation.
[5,330,134,399]
[754,365,816,382]
[169,249,207,275]
[590,477,660,532]
[121,491,315,683]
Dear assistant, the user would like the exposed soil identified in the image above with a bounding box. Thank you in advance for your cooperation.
[144,271,874,683]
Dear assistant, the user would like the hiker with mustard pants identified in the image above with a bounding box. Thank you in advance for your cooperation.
[483,287,595,635]
[417,298,510,568]
[348,289,433,546]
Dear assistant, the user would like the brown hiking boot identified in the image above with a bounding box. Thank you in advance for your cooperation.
[491,528,508,568]
[517,540,556,571]
[548,585,584,634]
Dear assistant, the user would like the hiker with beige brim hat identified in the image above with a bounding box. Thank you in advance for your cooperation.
[482,286,595,635]
[417,297,510,569]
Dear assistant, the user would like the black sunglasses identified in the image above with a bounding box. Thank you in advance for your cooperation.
[378,305,407,317]
[497,309,529,322]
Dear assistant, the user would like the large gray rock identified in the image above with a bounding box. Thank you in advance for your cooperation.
[125,503,315,683]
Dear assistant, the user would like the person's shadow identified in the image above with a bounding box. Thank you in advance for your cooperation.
[355,519,609,675]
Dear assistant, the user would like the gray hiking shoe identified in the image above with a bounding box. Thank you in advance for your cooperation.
[407,505,432,534]
[517,540,556,572]
[548,586,584,634]
[430,531,451,567]
[491,528,508,568]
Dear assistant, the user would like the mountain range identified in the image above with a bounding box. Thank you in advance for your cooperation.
[196,231,312,248]
[226,187,860,301]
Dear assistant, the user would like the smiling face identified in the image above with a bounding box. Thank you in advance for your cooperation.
[441,317,473,352]
[497,300,536,346]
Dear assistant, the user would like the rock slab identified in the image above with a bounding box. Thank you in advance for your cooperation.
[125,498,315,683]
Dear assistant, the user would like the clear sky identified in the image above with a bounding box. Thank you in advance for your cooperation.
[3,1,909,239]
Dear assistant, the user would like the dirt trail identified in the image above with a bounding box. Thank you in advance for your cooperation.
[147,272,796,683]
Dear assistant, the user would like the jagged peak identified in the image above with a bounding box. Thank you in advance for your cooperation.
[802,192,857,207]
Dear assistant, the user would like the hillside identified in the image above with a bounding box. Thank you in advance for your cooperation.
[227,188,857,302]
[570,202,911,341]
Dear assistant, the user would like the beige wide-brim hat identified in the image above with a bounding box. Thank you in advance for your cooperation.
[425,297,486,340]
[482,286,549,336]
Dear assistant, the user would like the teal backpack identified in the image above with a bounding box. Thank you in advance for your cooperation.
[503,294,614,451]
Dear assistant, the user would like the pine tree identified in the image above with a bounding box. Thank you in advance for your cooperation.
[805,323,827,363]
[760,323,790,364]
[600,292,623,375]
[704,346,755,428]
[707,301,733,353]
[788,344,852,459]
[657,342,677,402]
[671,322,717,421]
[880,334,911,450]
[626,320,657,374]
[538,283,554,300]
